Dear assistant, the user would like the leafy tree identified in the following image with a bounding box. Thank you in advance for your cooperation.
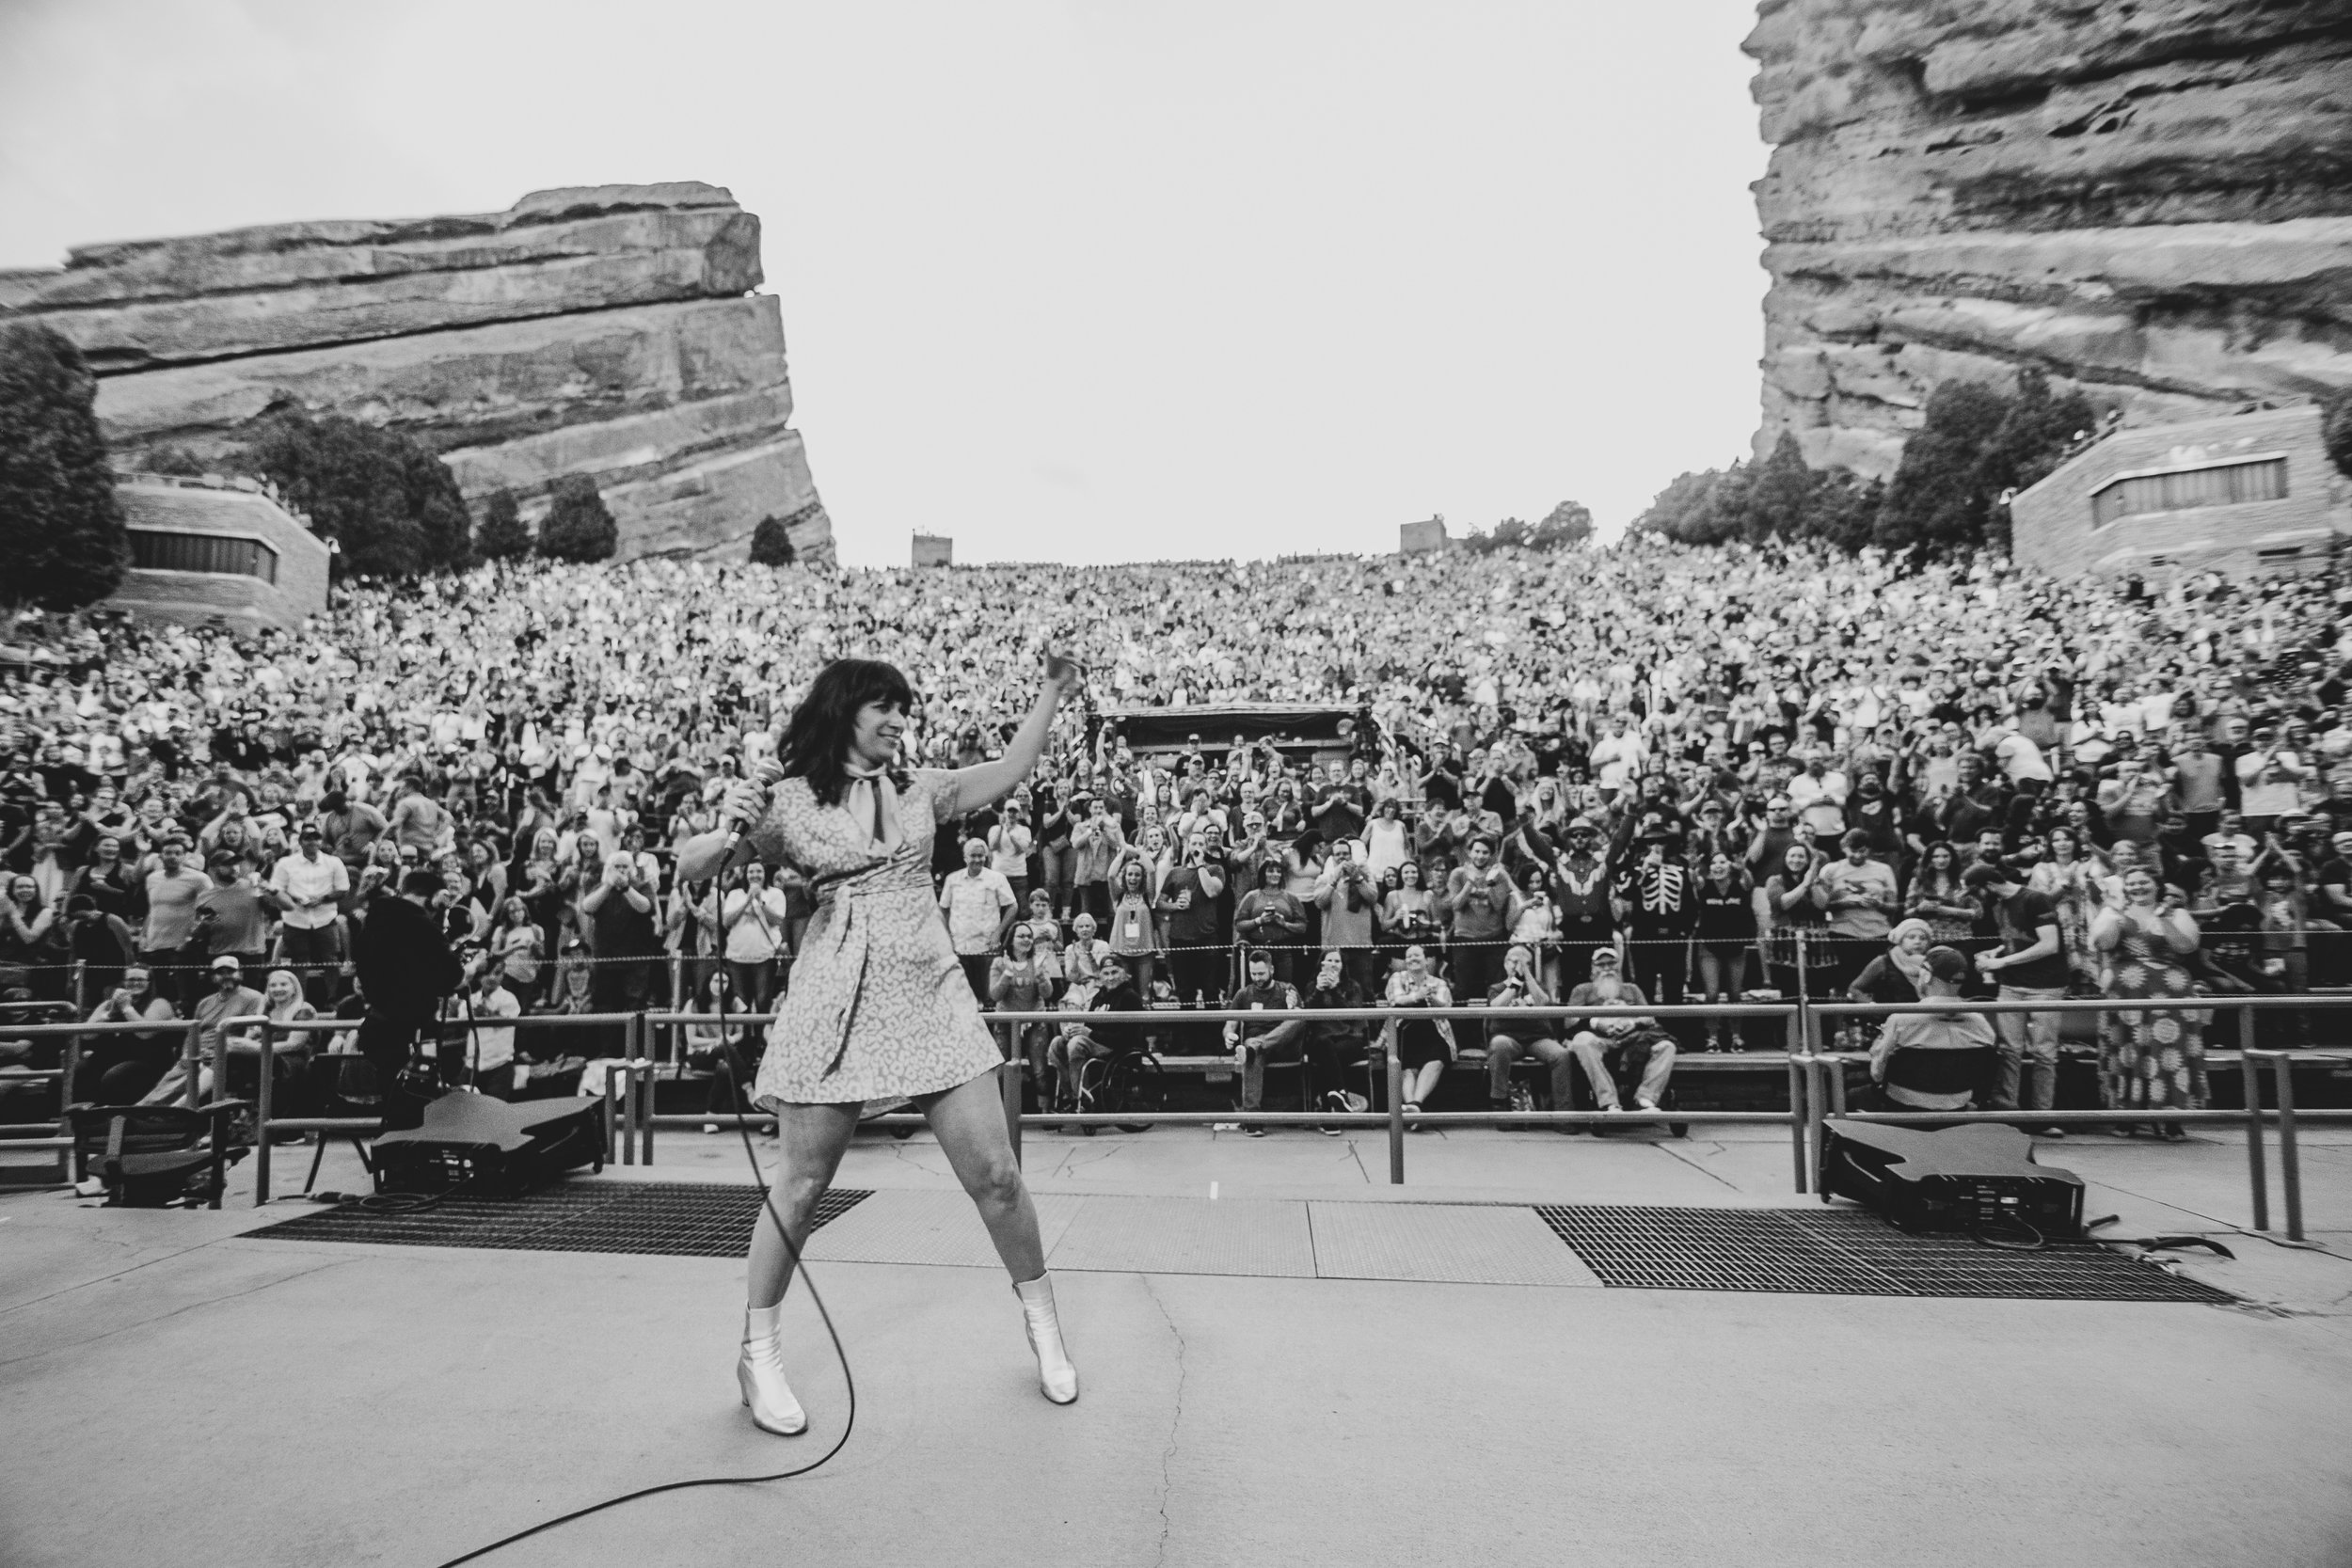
[475,488,531,561]
[1875,381,2012,551]
[234,412,471,578]
[0,321,129,611]
[2326,389,2352,480]
[749,513,798,565]
[1982,369,2098,549]
[1876,369,2097,551]
[1529,499,1594,549]
[140,444,208,478]
[1631,464,1756,546]
[1630,467,1732,544]
[537,474,618,562]
[1462,506,1595,554]
[1806,471,1884,553]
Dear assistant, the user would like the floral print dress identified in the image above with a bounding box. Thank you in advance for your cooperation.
[746,769,1003,1109]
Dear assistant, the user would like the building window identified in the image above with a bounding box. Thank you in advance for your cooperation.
[129,530,279,585]
[2090,457,2287,530]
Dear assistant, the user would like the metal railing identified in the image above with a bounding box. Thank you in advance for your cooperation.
[1805,994,2352,1240]
[635,1002,1811,1192]
[237,1010,648,1205]
[13,989,2346,1235]
[0,1017,210,1184]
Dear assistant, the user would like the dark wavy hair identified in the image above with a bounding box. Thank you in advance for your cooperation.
[777,658,918,808]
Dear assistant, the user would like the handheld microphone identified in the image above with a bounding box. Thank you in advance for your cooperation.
[723,759,787,855]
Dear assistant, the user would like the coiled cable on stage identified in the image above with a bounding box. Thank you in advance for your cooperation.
[430,998,855,1566]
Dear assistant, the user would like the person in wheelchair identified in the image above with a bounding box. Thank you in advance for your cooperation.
[1562,945,1675,1118]
[1859,943,1994,1113]
[1047,953,1147,1114]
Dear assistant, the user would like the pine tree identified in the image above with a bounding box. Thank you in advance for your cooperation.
[537,474,619,562]
[1742,433,1820,543]
[476,489,531,561]
[0,321,129,611]
[749,514,798,565]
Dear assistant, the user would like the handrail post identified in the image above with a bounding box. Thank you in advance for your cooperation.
[1787,1048,1808,1195]
[254,1019,275,1206]
[183,1019,202,1110]
[55,1022,84,1188]
[635,1014,656,1167]
[2272,1051,2303,1243]
[1387,1049,1405,1184]
[2244,1022,2270,1232]
[1806,1054,1830,1203]
[607,1061,628,1166]
[71,959,87,1017]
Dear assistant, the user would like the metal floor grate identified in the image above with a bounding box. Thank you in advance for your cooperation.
[250,1183,869,1259]
[1533,1206,2236,1302]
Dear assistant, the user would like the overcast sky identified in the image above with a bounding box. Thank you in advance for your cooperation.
[0,0,1770,566]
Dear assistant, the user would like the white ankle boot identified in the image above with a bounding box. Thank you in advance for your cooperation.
[1013,1272,1079,1404]
[738,1303,807,1435]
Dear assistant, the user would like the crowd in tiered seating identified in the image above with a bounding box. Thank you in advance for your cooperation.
[5,533,2350,1135]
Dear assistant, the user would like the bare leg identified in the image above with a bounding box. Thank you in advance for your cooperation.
[916,1068,1046,1280]
[746,1101,861,1308]
[1408,1060,1446,1104]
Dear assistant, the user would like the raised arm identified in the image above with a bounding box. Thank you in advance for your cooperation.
[943,656,1084,816]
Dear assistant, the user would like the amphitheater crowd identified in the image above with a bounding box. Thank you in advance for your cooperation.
[6,534,2352,1132]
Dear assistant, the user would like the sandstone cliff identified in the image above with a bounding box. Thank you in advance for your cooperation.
[1749,0,2352,476]
[0,182,832,562]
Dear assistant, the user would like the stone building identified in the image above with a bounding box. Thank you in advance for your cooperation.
[2008,404,2351,580]
[1398,517,1447,555]
[105,473,332,631]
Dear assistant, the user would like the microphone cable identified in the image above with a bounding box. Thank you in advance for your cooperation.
[431,859,857,1566]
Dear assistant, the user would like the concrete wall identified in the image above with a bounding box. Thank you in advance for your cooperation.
[109,476,332,631]
[2010,405,2352,579]
[912,533,953,568]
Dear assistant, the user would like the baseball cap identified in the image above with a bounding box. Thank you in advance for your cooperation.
[210,955,241,974]
[1923,946,1970,984]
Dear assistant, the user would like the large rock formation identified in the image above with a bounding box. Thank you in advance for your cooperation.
[0,182,832,562]
[1749,1,2352,476]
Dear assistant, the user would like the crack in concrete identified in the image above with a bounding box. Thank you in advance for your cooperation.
[886,1140,954,1180]
[0,1257,358,1368]
[1139,1275,1188,1568]
[1053,1143,1120,1180]
[1657,1141,1741,1191]
[1345,1139,1372,1183]
[0,1224,258,1319]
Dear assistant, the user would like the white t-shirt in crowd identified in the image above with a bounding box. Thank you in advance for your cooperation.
[1590,734,1645,793]
[939,868,1016,956]
[2238,749,2306,817]
[459,985,522,1072]
[723,886,789,963]
[1994,731,2053,784]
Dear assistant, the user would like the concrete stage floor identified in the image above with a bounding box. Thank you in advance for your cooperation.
[7,1122,2352,1567]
